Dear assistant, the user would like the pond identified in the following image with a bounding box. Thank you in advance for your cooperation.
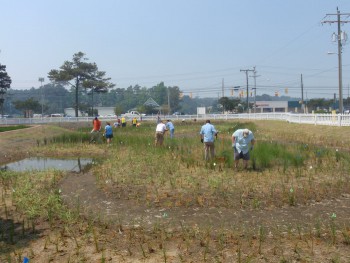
[0,157,93,172]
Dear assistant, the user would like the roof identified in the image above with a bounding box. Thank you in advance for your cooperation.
[143,97,160,107]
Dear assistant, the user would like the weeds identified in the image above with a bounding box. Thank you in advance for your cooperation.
[2,120,350,262]
[330,213,337,245]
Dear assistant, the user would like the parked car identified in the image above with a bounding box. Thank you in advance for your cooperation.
[50,113,63,117]
[122,111,145,118]
[105,114,117,118]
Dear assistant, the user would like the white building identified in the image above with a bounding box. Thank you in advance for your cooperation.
[64,107,116,117]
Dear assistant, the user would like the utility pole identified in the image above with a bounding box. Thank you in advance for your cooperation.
[249,67,260,113]
[348,84,350,109]
[38,77,45,117]
[301,74,304,113]
[240,68,254,112]
[322,7,350,114]
[222,78,224,97]
[167,87,171,115]
[222,78,225,113]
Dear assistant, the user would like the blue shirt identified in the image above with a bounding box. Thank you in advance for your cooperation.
[232,129,254,154]
[200,123,217,143]
[166,121,174,130]
[105,125,113,136]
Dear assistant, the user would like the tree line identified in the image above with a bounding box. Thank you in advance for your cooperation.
[2,51,348,117]
[3,82,188,117]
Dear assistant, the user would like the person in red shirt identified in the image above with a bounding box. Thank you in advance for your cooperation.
[90,117,102,143]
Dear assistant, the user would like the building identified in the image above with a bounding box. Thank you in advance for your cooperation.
[64,107,116,117]
[255,101,303,113]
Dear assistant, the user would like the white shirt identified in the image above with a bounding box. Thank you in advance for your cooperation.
[156,123,167,133]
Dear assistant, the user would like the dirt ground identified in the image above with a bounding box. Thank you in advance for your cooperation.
[59,170,350,231]
[2,123,350,262]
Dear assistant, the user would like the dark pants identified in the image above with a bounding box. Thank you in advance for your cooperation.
[234,149,250,160]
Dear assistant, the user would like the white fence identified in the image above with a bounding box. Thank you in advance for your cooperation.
[1,113,350,126]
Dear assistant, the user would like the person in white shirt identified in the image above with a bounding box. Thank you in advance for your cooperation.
[155,120,168,146]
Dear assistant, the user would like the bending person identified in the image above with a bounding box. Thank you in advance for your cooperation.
[232,128,255,169]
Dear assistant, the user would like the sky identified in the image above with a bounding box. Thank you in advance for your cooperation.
[2,0,350,99]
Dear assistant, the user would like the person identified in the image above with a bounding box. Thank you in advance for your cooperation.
[90,117,102,143]
[104,122,113,145]
[199,120,218,160]
[132,117,137,127]
[113,119,120,128]
[155,120,168,146]
[232,128,255,169]
[166,120,175,139]
[121,116,126,127]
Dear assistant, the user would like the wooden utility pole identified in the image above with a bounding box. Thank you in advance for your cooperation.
[240,69,254,112]
[322,7,350,113]
[301,74,304,113]
[250,67,260,113]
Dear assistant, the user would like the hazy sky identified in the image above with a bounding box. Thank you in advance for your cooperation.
[2,0,350,99]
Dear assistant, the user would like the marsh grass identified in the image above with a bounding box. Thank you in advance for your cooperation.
[2,120,350,262]
[88,122,350,209]
[0,125,29,133]
[49,131,91,144]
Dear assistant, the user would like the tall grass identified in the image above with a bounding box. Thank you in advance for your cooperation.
[39,121,350,211]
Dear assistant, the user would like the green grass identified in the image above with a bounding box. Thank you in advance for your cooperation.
[0,125,30,132]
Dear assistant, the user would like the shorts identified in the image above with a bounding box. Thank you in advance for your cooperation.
[234,149,250,160]
[105,134,113,139]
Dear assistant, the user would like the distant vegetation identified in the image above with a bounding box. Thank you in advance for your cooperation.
[0,125,29,132]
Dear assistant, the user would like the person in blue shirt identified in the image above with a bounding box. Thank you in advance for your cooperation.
[166,120,175,139]
[199,120,218,160]
[232,128,255,169]
[104,122,114,145]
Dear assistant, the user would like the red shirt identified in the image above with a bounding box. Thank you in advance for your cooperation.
[93,119,101,131]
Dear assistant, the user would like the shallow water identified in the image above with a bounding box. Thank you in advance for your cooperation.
[0,157,93,172]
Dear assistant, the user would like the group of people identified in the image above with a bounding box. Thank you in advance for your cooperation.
[113,116,131,128]
[92,115,143,144]
[199,120,255,169]
[91,116,255,168]
[154,119,175,146]
[91,117,114,145]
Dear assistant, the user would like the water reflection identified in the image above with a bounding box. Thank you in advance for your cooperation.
[0,157,93,173]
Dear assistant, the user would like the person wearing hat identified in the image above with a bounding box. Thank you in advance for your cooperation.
[232,128,255,169]
[166,119,175,139]
[200,120,218,161]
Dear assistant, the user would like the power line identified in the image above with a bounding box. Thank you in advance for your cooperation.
[322,7,350,113]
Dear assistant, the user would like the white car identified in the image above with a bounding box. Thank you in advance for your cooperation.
[106,114,117,118]
[122,111,145,118]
